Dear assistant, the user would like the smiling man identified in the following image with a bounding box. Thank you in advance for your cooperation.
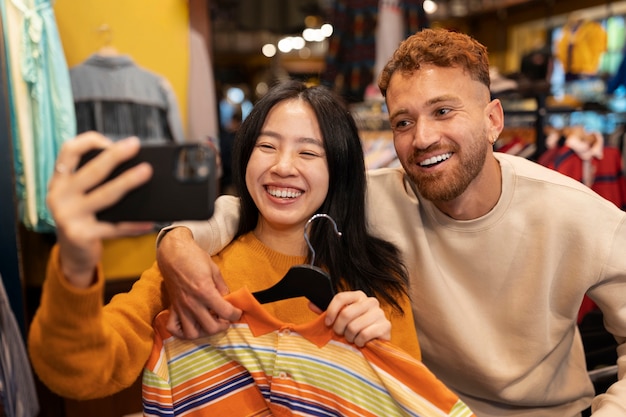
[157,29,626,416]
[384,63,502,218]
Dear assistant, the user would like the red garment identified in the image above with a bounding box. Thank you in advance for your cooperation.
[544,146,626,210]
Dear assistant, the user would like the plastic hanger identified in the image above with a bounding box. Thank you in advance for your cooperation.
[252,214,341,311]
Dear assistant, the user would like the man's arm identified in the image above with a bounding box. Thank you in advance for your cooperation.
[588,217,626,416]
[156,195,242,338]
[156,196,241,253]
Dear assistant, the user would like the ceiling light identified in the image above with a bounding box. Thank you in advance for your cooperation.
[423,0,438,14]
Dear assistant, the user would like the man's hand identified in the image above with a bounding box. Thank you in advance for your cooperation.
[157,227,242,338]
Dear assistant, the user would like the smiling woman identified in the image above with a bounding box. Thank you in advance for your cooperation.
[244,99,329,252]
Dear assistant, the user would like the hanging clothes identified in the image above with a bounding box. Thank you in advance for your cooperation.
[322,0,427,103]
[70,54,185,143]
[2,0,76,232]
[373,0,404,83]
[540,129,626,210]
[555,18,607,80]
[0,274,39,417]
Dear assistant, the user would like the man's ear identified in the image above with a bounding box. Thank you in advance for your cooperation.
[486,98,505,140]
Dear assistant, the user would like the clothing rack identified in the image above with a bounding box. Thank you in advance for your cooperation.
[497,90,549,161]
[501,90,626,165]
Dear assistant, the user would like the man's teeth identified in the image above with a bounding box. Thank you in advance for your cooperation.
[268,187,302,198]
[419,153,452,167]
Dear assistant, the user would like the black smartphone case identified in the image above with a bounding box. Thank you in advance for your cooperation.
[78,143,217,222]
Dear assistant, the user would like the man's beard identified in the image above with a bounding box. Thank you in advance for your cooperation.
[403,136,490,202]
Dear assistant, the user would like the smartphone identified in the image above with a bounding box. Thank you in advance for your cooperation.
[78,142,217,222]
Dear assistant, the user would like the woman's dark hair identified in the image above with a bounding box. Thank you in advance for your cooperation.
[232,80,408,313]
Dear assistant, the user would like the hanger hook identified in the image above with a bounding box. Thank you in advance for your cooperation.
[97,23,113,46]
[304,213,342,266]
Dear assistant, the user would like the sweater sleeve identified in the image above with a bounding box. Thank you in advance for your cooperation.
[589,216,626,416]
[27,245,168,400]
[156,194,241,254]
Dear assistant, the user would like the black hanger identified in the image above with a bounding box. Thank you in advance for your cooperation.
[252,214,341,311]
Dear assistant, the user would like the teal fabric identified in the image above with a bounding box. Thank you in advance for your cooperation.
[7,0,75,232]
[1,0,26,232]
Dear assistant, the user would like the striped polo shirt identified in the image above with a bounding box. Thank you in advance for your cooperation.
[143,288,474,417]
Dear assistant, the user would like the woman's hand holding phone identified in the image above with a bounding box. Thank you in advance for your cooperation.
[48,132,154,288]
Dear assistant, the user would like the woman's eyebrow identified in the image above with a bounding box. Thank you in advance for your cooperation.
[260,130,323,147]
